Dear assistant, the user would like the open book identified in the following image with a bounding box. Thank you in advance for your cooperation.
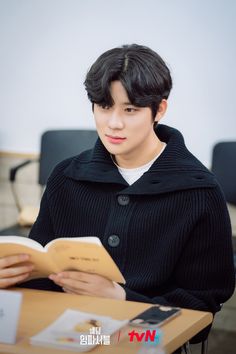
[0,236,125,283]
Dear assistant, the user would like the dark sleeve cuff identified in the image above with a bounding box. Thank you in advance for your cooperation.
[123,286,170,306]
[18,278,62,292]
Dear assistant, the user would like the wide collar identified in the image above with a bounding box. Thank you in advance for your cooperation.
[64,124,217,195]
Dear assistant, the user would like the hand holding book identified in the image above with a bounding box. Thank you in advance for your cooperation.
[49,270,126,300]
[0,236,125,289]
[0,253,35,289]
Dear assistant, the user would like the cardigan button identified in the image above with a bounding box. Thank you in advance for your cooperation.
[117,195,130,206]
[108,235,120,247]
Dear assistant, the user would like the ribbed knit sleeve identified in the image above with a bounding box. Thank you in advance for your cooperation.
[20,159,72,292]
[29,157,73,244]
[29,190,54,245]
[123,186,235,314]
[19,190,61,291]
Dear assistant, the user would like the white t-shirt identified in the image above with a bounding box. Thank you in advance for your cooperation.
[114,143,166,185]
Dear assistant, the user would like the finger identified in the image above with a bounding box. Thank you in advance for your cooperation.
[49,274,89,291]
[56,271,94,283]
[63,286,91,296]
[0,264,34,279]
[0,272,30,289]
[63,287,76,294]
[0,254,30,269]
[63,284,85,293]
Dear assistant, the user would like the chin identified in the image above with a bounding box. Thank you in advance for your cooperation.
[104,145,120,155]
[100,140,116,152]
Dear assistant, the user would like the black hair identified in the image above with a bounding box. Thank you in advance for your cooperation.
[84,44,172,119]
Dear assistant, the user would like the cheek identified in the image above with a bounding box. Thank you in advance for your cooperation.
[94,114,106,129]
[94,119,102,134]
[128,116,153,133]
[94,117,107,144]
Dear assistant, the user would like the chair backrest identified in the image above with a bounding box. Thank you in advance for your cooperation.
[211,142,236,205]
[38,130,98,186]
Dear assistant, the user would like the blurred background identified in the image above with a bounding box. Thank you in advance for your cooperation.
[0,1,235,353]
[0,0,236,163]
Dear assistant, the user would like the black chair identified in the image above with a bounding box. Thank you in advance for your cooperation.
[6,129,97,234]
[181,338,208,354]
[178,142,236,354]
[211,142,236,206]
[211,141,236,264]
[211,142,236,352]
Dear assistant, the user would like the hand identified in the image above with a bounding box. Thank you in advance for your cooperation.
[0,254,34,288]
[49,271,126,300]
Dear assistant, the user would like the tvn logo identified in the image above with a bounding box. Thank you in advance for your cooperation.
[128,329,161,346]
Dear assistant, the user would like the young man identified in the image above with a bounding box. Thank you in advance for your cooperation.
[0,44,235,339]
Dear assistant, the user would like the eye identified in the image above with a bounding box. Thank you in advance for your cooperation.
[98,104,110,110]
[125,107,138,113]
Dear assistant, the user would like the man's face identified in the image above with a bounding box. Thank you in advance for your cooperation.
[94,80,159,168]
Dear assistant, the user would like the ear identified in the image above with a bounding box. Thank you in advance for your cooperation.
[154,99,168,123]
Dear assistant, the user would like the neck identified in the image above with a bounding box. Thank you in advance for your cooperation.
[114,136,165,169]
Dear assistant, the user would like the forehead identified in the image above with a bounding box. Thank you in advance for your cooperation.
[110,81,131,104]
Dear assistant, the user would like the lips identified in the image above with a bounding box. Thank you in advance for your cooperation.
[105,135,127,144]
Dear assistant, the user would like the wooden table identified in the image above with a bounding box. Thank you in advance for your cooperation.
[0,288,213,354]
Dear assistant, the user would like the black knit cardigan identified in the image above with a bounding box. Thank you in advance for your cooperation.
[24,124,235,318]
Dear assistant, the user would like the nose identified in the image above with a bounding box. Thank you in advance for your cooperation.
[107,111,124,130]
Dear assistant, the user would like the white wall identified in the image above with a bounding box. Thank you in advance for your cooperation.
[0,0,235,166]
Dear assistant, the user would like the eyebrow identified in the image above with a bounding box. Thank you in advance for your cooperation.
[122,102,134,106]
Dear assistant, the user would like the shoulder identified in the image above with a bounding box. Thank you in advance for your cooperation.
[46,149,93,195]
[49,149,93,178]
[188,183,231,232]
[204,183,229,214]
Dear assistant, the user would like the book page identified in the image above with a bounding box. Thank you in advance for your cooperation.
[0,236,44,251]
[0,236,59,278]
[45,236,102,250]
[0,236,125,282]
[48,238,125,283]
